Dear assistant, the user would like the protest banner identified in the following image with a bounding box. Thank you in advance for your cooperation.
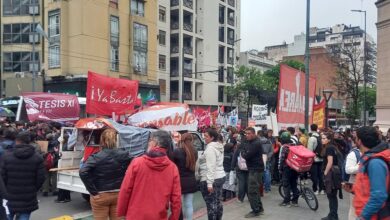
[23,92,80,122]
[312,99,326,129]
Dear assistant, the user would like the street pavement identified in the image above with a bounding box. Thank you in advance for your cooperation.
[32,184,349,220]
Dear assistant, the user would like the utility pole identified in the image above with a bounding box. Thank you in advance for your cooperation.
[351,9,367,126]
[32,2,37,92]
[181,46,185,103]
[304,0,311,131]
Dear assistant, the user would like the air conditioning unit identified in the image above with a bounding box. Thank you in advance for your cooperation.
[29,5,39,15]
[29,34,39,43]
[14,72,25,78]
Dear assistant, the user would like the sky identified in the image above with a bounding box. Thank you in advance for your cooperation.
[240,0,378,51]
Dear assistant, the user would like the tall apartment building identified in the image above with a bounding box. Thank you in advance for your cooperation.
[158,0,170,102]
[1,0,44,96]
[375,0,390,131]
[166,0,241,109]
[239,50,276,72]
[42,0,159,100]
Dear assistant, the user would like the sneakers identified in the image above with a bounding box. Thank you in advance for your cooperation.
[314,191,319,195]
[237,199,244,203]
[291,201,298,207]
[244,211,260,218]
[279,202,291,208]
[320,190,326,195]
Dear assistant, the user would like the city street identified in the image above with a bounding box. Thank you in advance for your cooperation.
[33,184,349,220]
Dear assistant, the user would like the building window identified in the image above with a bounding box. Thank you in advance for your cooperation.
[159,55,166,70]
[49,45,60,68]
[159,30,166,46]
[218,86,224,103]
[3,0,39,16]
[3,51,39,72]
[133,23,147,74]
[133,50,147,74]
[3,23,39,44]
[48,10,61,68]
[109,0,118,8]
[110,16,119,71]
[227,48,234,64]
[159,6,166,22]
[131,0,145,17]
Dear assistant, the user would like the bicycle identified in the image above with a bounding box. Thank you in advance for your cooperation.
[278,173,319,211]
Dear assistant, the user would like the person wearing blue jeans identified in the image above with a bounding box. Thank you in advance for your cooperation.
[182,193,194,220]
[8,213,31,220]
[263,161,272,192]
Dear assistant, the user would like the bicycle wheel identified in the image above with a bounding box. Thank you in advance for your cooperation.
[302,187,318,211]
[279,184,286,199]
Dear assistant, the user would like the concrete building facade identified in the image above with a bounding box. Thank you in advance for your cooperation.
[239,50,276,72]
[375,0,390,131]
[168,0,241,109]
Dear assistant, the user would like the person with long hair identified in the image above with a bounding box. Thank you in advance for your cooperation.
[173,133,198,220]
[80,129,131,220]
[321,132,342,220]
[199,128,225,220]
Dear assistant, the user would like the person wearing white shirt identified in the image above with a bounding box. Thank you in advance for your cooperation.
[344,145,361,220]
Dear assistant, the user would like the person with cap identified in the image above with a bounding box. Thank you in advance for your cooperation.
[278,131,300,208]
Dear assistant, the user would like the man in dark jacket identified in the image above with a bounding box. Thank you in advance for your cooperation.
[241,127,264,218]
[1,131,45,220]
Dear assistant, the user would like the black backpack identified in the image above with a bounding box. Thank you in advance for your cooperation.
[314,135,323,158]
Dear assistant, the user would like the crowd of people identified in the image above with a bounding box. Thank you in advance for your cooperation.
[0,118,390,220]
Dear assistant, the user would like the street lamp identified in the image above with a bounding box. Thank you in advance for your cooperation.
[323,89,333,129]
[351,9,367,126]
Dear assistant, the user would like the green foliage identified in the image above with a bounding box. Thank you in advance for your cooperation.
[263,60,306,92]
[345,86,376,123]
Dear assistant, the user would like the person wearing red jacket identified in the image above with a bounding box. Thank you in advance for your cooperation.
[117,130,181,220]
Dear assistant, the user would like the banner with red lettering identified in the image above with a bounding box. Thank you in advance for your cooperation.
[193,107,211,128]
[277,64,316,129]
[312,99,326,129]
[86,71,139,115]
[23,92,80,122]
[128,103,198,131]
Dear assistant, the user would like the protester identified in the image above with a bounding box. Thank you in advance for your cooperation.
[117,130,181,220]
[287,127,299,144]
[241,127,264,218]
[271,131,282,185]
[1,131,45,220]
[231,136,248,203]
[258,130,273,193]
[343,138,361,220]
[222,143,236,201]
[0,127,17,152]
[199,128,225,220]
[278,131,299,207]
[42,133,60,197]
[80,128,131,220]
[173,133,198,220]
[352,126,390,220]
[308,124,325,195]
[297,128,308,148]
[387,128,390,143]
[321,132,343,220]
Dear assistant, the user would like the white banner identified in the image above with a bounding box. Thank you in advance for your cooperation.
[128,103,198,131]
[252,104,267,121]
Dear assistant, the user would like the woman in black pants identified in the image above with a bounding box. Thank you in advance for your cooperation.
[321,132,342,220]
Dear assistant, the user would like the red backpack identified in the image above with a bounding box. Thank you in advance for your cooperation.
[45,153,54,171]
[286,145,315,173]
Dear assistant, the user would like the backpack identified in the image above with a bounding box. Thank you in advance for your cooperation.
[45,152,54,171]
[285,145,315,173]
[314,135,323,158]
[237,153,248,171]
[343,148,361,182]
[332,148,345,190]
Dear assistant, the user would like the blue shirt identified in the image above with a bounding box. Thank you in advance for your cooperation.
[361,158,388,219]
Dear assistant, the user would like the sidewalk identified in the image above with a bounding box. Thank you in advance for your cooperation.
[195,185,349,220]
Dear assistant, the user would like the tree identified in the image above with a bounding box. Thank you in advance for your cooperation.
[263,60,306,92]
[328,38,376,125]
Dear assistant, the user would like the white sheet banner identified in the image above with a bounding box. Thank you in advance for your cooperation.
[252,104,267,121]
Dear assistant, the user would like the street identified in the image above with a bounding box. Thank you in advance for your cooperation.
[32,184,349,220]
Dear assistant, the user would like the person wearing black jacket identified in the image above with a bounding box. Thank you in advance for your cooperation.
[241,127,264,218]
[2,131,45,220]
[222,143,235,201]
[79,129,131,220]
[231,141,249,203]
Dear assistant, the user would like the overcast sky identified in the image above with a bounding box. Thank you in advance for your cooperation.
[240,0,378,51]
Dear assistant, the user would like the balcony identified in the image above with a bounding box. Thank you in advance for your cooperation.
[170,69,179,77]
[183,68,193,78]
[183,23,193,32]
[171,45,179,54]
[183,0,193,9]
[227,38,234,45]
[171,22,179,30]
[183,92,192,100]
[171,0,179,7]
[171,92,179,100]
[228,0,235,7]
[228,18,234,26]
[183,46,193,55]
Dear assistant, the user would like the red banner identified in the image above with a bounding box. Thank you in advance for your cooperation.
[193,107,211,128]
[86,71,139,115]
[277,64,316,128]
[312,99,326,129]
[23,92,80,122]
